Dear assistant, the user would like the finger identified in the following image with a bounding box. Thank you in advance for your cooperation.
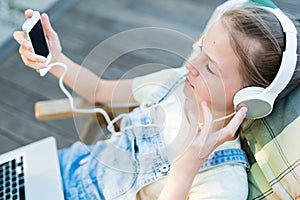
[202,101,213,126]
[19,46,47,63]
[25,9,34,19]
[197,106,247,159]
[185,110,200,146]
[224,107,247,136]
[13,31,31,48]
[187,110,198,128]
[41,13,56,38]
[21,55,47,70]
[216,107,247,144]
[195,101,213,147]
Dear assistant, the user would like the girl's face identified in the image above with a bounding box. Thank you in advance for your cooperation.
[184,20,243,123]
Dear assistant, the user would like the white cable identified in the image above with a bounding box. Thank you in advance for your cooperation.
[121,124,162,132]
[106,113,128,133]
[107,103,165,133]
[47,62,165,134]
[47,62,117,133]
[46,62,237,134]
[198,111,237,127]
[212,111,236,122]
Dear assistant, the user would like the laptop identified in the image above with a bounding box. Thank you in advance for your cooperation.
[0,137,64,200]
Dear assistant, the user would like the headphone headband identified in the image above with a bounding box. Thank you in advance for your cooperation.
[233,7,298,119]
[262,7,298,96]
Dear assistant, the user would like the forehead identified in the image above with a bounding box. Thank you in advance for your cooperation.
[204,20,241,77]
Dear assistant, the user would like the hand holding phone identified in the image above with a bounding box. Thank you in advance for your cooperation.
[22,11,52,76]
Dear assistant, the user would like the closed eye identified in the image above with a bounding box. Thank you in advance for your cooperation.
[206,64,215,75]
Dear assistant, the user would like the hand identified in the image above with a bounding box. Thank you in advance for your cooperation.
[171,102,247,177]
[158,103,247,200]
[13,9,62,71]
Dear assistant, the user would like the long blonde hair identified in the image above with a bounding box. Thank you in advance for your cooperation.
[221,7,300,100]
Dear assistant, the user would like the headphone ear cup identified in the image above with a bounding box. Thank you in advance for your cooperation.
[233,87,273,119]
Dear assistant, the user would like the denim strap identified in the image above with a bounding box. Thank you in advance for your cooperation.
[145,68,187,107]
[201,148,249,172]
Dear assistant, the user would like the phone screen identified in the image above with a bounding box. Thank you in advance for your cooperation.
[29,20,49,57]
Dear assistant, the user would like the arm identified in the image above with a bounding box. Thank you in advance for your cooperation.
[158,103,247,200]
[48,53,135,104]
[13,9,135,104]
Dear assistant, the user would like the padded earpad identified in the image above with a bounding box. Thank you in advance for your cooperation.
[233,87,273,119]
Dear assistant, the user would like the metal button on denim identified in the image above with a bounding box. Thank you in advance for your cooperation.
[158,164,170,175]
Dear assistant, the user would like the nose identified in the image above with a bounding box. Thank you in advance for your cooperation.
[185,58,200,77]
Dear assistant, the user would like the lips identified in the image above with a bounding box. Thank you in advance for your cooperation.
[185,76,194,88]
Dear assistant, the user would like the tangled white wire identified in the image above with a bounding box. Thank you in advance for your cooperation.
[47,62,120,133]
[47,62,167,134]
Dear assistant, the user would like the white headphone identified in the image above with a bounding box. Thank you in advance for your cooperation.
[233,7,298,119]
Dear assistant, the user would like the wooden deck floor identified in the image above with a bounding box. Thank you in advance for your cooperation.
[0,0,299,153]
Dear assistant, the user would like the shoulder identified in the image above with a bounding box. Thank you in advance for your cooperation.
[132,67,187,103]
[189,165,248,200]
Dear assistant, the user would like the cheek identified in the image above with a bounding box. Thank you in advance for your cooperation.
[195,88,210,104]
[211,78,242,112]
[193,79,213,104]
[223,81,242,109]
[184,70,242,115]
[193,78,237,112]
[207,83,227,111]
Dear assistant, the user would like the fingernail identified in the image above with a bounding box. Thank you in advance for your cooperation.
[241,107,248,118]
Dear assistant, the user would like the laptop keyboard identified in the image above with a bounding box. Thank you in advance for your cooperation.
[0,156,25,200]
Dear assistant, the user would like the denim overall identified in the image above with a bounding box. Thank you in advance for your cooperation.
[58,68,249,200]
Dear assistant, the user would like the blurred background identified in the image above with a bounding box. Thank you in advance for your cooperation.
[0,0,299,153]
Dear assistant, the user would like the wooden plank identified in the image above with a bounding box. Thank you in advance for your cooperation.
[0,74,76,135]
[35,98,92,121]
[0,133,21,154]
[35,97,139,121]
[74,0,226,38]
[0,54,67,100]
[0,71,79,152]
[0,104,78,150]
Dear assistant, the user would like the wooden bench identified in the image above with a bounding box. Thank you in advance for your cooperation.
[35,98,138,143]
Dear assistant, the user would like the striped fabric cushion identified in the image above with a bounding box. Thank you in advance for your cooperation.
[240,84,300,199]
